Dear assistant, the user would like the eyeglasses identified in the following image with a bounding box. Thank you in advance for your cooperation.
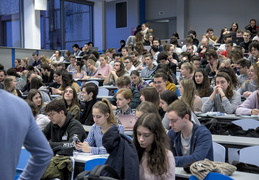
[124,61,130,64]
[47,112,58,118]
[153,81,163,84]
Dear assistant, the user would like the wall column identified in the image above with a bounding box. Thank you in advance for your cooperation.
[23,0,41,49]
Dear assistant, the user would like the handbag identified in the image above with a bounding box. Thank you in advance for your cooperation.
[76,165,122,180]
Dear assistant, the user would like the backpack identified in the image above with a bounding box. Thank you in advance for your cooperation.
[76,165,121,180]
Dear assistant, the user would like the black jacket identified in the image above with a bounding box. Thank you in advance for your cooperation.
[43,112,87,150]
[79,99,97,125]
[102,126,139,180]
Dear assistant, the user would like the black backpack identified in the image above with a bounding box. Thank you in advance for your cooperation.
[76,165,121,180]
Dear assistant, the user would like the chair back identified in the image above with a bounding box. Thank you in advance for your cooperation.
[86,80,99,86]
[176,88,181,97]
[232,119,259,130]
[98,88,109,96]
[239,146,259,166]
[84,158,107,171]
[15,148,31,179]
[189,172,234,180]
[213,142,226,162]
[16,148,31,171]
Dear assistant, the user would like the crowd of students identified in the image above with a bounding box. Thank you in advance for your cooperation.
[1,19,259,179]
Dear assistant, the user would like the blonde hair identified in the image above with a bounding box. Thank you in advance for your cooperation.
[180,79,196,111]
[116,88,133,101]
[182,62,194,74]
[4,76,17,96]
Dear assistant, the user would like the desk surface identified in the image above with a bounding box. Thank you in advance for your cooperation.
[101,85,118,90]
[97,95,113,99]
[175,167,259,180]
[73,152,108,163]
[197,113,259,120]
[212,135,259,147]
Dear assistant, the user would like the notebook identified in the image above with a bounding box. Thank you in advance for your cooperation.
[118,114,137,131]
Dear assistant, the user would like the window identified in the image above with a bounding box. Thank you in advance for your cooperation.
[0,0,21,47]
[41,0,93,50]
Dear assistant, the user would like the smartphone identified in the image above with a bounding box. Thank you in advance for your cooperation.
[98,73,101,75]
[72,135,80,144]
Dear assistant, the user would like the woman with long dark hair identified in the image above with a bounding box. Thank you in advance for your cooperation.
[133,113,175,179]
[202,72,241,113]
[193,68,212,97]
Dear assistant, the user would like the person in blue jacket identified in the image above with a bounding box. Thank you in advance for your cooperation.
[167,99,213,167]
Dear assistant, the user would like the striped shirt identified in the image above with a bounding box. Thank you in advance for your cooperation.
[84,123,124,154]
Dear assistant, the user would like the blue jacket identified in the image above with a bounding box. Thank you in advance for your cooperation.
[168,123,213,167]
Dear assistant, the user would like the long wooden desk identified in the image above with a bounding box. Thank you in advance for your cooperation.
[175,167,259,180]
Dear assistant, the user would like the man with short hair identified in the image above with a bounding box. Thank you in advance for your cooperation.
[140,53,157,78]
[152,38,163,52]
[80,82,98,125]
[220,40,234,58]
[41,64,54,86]
[66,55,77,72]
[240,30,252,55]
[154,72,176,94]
[157,52,177,74]
[248,41,259,64]
[205,28,218,44]
[32,52,41,67]
[110,76,141,109]
[150,45,160,61]
[43,99,86,153]
[130,51,142,70]
[245,19,259,37]
[72,44,82,56]
[167,100,213,167]
[124,57,136,74]
[191,56,201,70]
[236,58,250,87]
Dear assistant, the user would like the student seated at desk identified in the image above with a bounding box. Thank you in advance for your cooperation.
[167,100,213,167]
[75,99,124,155]
[79,82,98,125]
[236,90,259,115]
[202,72,241,114]
[115,88,135,115]
[43,99,86,154]
[62,86,80,120]
[104,60,128,85]
[133,113,175,180]
[27,89,47,114]
[110,76,141,109]
[52,72,81,95]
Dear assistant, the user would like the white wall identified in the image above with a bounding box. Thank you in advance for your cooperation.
[105,0,139,49]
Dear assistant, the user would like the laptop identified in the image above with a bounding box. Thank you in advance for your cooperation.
[118,114,137,131]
